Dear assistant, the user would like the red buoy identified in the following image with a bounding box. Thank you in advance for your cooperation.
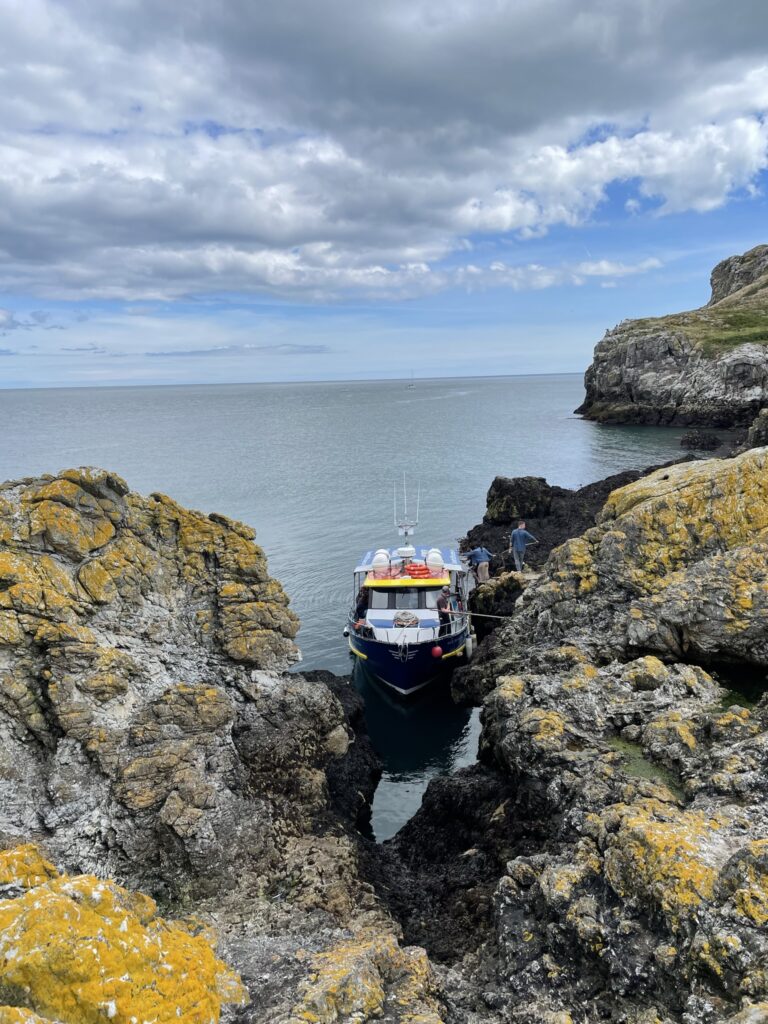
[431,645,443,658]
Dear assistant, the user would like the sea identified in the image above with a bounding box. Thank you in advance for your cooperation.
[0,374,690,839]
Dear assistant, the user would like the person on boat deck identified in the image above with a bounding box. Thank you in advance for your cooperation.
[467,545,493,583]
[509,521,538,572]
[436,585,453,637]
[354,588,368,629]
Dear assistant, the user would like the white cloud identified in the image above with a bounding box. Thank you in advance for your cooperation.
[0,1,765,302]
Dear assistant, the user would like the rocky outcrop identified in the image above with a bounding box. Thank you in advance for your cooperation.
[576,245,768,427]
[0,468,435,1024]
[0,843,247,1023]
[5,458,768,1023]
[389,447,768,1023]
[462,465,685,632]
[709,245,768,305]
[465,467,672,572]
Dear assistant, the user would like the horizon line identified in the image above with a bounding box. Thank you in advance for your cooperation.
[0,370,584,394]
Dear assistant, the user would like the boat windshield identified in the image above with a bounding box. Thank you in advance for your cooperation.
[368,588,441,610]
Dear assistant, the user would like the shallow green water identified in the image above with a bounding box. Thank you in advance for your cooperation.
[605,736,685,801]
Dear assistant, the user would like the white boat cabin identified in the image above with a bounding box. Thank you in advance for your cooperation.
[351,546,467,642]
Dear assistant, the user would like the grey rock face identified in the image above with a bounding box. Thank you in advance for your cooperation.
[577,329,768,426]
[577,245,768,427]
[709,244,768,304]
[0,469,449,1024]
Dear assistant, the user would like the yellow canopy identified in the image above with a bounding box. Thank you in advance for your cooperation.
[364,576,450,589]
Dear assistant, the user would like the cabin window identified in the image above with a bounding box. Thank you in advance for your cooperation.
[368,589,390,609]
[424,590,440,609]
[394,589,420,610]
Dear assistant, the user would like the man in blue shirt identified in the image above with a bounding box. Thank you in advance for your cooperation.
[467,545,493,583]
[509,521,538,572]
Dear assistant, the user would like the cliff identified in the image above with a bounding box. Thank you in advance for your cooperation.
[576,244,768,427]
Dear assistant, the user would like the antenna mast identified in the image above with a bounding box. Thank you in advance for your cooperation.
[394,476,420,542]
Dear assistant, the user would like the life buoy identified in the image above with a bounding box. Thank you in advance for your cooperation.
[405,563,430,577]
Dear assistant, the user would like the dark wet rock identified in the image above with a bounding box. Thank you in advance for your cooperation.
[464,467,671,574]
[680,429,721,450]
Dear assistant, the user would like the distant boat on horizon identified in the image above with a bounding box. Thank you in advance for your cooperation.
[407,370,416,389]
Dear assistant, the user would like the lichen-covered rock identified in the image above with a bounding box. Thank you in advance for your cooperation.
[0,468,422,1024]
[0,468,336,896]
[577,245,768,427]
[288,932,444,1024]
[0,843,247,1024]
[481,447,768,671]
[395,447,768,1023]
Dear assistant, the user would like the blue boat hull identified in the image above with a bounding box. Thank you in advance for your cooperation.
[348,629,467,696]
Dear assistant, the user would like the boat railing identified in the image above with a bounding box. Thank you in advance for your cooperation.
[347,610,469,644]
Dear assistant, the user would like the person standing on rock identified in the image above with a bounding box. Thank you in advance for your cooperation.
[509,521,538,572]
[467,545,493,584]
[436,585,453,637]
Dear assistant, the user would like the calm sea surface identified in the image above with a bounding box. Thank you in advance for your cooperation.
[0,375,689,839]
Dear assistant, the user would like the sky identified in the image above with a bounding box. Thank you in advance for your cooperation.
[0,0,767,388]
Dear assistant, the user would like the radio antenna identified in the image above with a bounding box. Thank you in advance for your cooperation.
[394,475,419,541]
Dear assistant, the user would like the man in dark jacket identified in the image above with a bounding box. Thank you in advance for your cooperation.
[436,585,452,637]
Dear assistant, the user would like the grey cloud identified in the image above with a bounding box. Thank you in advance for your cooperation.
[61,343,107,353]
[0,348,16,355]
[0,307,63,333]
[0,1,765,302]
[146,343,331,357]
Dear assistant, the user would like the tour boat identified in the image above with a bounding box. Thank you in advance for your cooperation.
[345,481,474,695]
[345,544,473,695]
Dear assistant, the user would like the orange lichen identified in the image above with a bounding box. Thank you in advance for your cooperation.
[0,857,247,1024]
[603,801,731,930]
[0,845,59,890]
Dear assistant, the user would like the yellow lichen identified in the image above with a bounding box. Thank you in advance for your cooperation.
[0,854,248,1024]
[496,675,525,700]
[0,1010,57,1023]
[603,801,731,931]
[0,845,59,890]
[289,932,443,1024]
[726,840,768,927]
[26,499,114,561]
[645,712,698,751]
[520,708,567,750]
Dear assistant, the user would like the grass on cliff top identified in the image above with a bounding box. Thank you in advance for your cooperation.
[632,307,768,357]
[630,271,768,357]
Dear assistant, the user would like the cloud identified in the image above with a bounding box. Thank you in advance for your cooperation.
[0,309,27,332]
[146,342,331,357]
[61,343,107,353]
[0,348,17,355]
[0,306,64,334]
[0,1,765,302]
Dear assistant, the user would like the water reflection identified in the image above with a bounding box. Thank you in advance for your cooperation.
[352,661,481,841]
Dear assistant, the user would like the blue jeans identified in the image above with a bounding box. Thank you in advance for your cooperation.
[513,549,525,572]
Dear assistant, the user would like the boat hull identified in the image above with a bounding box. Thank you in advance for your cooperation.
[348,629,467,696]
